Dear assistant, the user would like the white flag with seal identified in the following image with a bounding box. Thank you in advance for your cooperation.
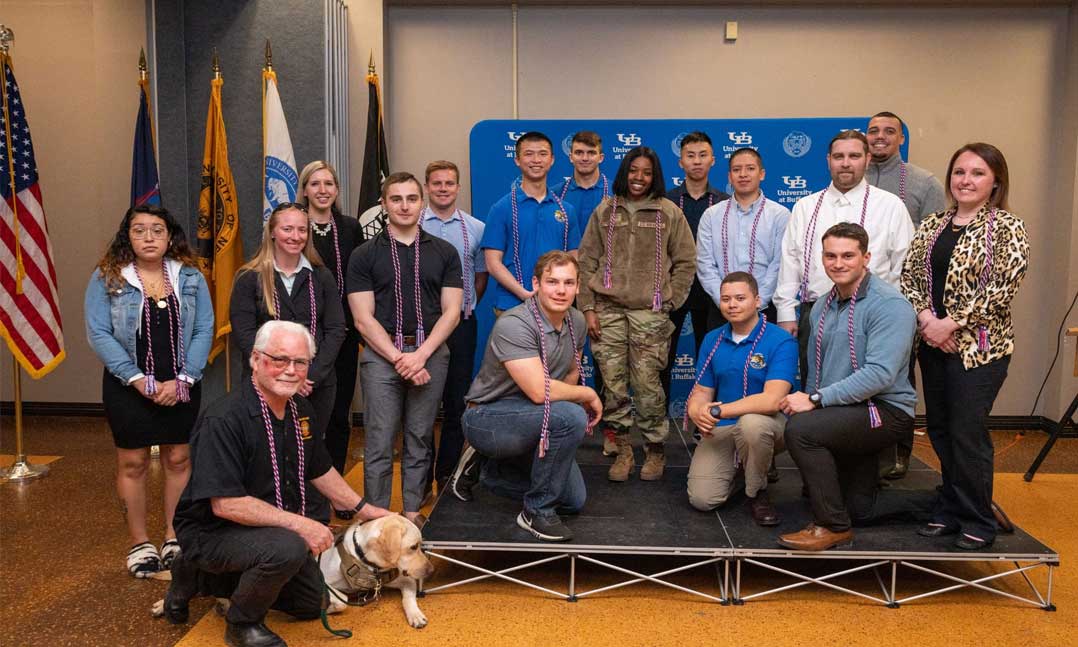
[262,69,297,221]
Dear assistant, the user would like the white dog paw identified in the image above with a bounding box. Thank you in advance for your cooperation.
[406,610,428,629]
[150,599,165,618]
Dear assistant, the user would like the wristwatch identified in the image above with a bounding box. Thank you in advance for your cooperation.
[809,392,823,409]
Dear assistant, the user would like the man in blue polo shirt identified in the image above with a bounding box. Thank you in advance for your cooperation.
[685,272,798,526]
[482,131,581,314]
[555,130,609,238]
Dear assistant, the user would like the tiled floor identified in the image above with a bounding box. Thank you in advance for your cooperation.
[1,416,1075,646]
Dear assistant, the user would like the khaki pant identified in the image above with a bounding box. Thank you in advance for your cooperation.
[687,412,786,511]
[591,306,674,443]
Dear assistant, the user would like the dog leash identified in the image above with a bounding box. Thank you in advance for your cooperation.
[317,567,353,639]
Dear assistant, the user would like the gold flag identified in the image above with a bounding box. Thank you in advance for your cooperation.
[196,76,242,362]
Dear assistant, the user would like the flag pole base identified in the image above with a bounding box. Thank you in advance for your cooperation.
[1,455,49,482]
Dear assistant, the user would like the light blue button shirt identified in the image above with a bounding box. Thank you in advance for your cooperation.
[697,193,790,308]
[421,207,487,311]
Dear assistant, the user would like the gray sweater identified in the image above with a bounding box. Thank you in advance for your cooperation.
[867,154,946,228]
[808,274,917,416]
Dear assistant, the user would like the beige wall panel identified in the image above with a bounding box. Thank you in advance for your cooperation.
[1,0,146,404]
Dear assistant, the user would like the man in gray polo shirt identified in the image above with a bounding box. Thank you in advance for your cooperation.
[448,251,602,542]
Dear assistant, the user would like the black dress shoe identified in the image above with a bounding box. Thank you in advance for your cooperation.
[225,621,286,647]
[748,490,781,526]
[767,459,780,484]
[954,534,993,551]
[917,523,959,538]
[991,501,1015,534]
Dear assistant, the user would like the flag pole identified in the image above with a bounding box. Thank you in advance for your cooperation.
[137,48,163,459]
[211,49,232,393]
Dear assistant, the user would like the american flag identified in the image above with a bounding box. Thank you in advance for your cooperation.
[0,53,65,378]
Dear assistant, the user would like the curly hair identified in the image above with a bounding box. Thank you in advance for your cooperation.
[96,205,197,287]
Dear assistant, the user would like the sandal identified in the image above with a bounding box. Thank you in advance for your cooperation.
[127,542,161,578]
[160,539,181,570]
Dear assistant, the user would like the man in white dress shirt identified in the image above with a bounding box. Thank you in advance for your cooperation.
[775,130,913,386]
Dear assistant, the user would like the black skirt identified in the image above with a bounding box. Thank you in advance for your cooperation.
[102,294,201,449]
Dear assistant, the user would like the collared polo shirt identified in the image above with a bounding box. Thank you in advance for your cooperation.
[695,317,798,427]
[466,300,586,404]
[346,229,463,336]
[174,381,333,535]
[556,175,609,239]
[420,207,487,311]
[481,183,581,311]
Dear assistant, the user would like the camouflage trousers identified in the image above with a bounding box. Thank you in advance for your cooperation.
[591,306,674,443]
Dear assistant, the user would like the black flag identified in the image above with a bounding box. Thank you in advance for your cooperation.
[357,60,389,240]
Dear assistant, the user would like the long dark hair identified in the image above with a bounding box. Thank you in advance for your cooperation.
[96,205,196,287]
[612,146,666,200]
[945,142,1010,211]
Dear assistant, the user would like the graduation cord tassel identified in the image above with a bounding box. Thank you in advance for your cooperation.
[388,228,425,350]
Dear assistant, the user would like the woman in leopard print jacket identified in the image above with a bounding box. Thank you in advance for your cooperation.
[900,142,1029,550]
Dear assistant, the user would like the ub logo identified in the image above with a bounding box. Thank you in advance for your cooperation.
[728,131,753,146]
[561,134,574,157]
[669,398,687,420]
[506,131,525,142]
[617,133,642,147]
[670,176,685,187]
[674,353,694,368]
[782,131,812,158]
[782,176,808,190]
[671,132,689,156]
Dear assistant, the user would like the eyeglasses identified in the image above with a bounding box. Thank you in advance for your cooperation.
[130,226,169,239]
[257,350,311,370]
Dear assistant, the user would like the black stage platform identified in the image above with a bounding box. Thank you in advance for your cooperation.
[421,422,1059,609]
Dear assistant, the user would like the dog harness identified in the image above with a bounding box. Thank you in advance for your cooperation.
[324,524,401,606]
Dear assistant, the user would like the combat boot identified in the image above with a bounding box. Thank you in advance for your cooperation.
[640,442,666,481]
[608,433,634,482]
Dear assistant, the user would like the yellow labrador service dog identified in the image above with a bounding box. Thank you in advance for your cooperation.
[152,515,433,629]
[321,514,433,628]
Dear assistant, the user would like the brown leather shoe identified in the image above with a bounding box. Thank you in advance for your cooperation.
[991,500,1015,534]
[778,523,853,551]
[748,490,780,526]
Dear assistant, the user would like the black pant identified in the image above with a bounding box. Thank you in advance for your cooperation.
[325,329,360,474]
[661,302,710,397]
[174,525,322,624]
[795,300,815,390]
[429,314,477,484]
[920,347,1009,540]
[785,400,936,532]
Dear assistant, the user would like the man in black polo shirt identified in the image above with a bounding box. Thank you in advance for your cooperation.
[163,321,392,647]
[662,131,730,398]
[347,171,463,526]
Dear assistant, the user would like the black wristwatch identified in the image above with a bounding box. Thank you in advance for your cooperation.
[809,392,823,409]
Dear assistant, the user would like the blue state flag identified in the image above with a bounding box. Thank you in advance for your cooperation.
[130,79,161,207]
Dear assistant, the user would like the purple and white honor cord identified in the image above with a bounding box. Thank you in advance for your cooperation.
[720,197,767,277]
[510,183,572,287]
[601,197,666,311]
[814,282,882,428]
[388,229,426,350]
[898,160,907,203]
[800,185,871,300]
[923,207,997,352]
[682,320,769,452]
[560,174,609,203]
[253,377,306,515]
[457,211,474,319]
[272,267,318,338]
[526,297,587,459]
[132,261,190,402]
[326,218,344,299]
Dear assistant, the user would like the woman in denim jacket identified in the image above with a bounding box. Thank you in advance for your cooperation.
[85,205,213,577]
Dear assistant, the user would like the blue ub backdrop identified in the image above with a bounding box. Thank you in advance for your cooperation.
[466,118,909,419]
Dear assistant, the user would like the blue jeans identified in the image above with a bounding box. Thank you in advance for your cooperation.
[462,396,587,519]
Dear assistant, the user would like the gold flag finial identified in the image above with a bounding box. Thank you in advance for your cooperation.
[0,25,14,54]
[368,50,376,75]
[138,47,148,81]
[212,48,221,79]
[264,39,273,71]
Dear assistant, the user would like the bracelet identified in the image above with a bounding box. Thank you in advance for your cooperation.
[352,497,367,514]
